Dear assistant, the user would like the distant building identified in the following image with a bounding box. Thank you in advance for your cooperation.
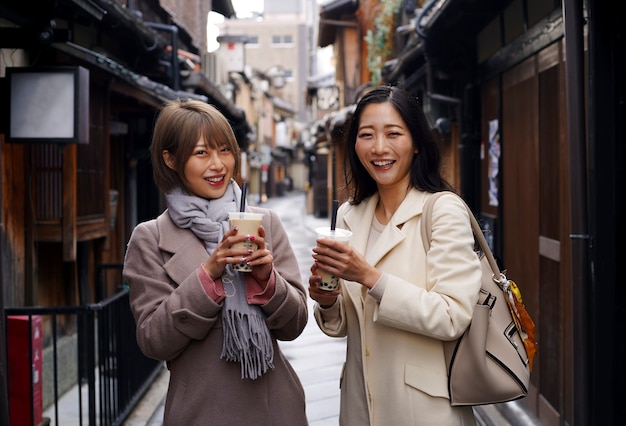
[214,0,314,123]
[209,0,319,199]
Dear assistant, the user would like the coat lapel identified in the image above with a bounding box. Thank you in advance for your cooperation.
[343,189,427,267]
[156,212,207,286]
[342,195,377,256]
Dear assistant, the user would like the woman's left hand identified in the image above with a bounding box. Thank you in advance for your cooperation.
[246,225,273,285]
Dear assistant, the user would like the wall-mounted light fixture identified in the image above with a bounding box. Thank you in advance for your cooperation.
[6,66,89,144]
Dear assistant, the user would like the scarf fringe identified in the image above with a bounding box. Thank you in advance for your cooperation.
[221,310,275,380]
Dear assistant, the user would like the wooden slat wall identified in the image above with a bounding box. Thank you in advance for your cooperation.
[62,145,77,261]
[491,42,571,425]
[502,56,540,310]
[0,139,26,306]
[501,54,544,418]
[537,42,567,425]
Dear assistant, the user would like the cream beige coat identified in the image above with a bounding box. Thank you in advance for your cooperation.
[123,207,308,426]
[315,190,482,425]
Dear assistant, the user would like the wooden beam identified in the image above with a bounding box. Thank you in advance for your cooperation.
[62,145,77,261]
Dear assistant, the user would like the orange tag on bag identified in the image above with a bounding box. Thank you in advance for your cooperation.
[505,280,537,371]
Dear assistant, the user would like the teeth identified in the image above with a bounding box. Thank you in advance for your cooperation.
[206,176,224,182]
[373,160,394,166]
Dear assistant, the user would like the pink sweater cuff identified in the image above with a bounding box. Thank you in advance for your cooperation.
[197,265,226,303]
[245,270,276,304]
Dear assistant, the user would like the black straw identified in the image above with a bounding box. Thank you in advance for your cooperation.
[330,199,339,231]
[240,182,248,212]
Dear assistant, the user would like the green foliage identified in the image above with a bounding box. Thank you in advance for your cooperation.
[365,0,402,85]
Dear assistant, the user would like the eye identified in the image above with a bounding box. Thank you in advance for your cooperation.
[220,145,231,153]
[194,148,207,156]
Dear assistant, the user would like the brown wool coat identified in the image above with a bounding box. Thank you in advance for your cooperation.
[123,206,308,426]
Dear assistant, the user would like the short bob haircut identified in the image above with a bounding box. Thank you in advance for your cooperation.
[344,85,451,205]
[150,99,240,193]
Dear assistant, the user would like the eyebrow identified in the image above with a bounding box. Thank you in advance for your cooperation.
[358,123,404,130]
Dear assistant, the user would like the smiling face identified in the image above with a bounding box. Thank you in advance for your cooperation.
[355,102,416,193]
[163,137,236,199]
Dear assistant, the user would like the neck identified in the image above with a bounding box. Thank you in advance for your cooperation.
[376,185,411,224]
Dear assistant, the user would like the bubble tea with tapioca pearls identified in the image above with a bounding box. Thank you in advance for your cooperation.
[229,212,263,272]
[315,227,352,291]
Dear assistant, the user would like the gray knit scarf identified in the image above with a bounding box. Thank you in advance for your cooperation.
[165,181,274,380]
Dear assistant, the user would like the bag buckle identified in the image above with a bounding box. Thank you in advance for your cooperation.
[479,288,496,310]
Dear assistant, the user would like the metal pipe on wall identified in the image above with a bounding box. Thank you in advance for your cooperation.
[562,0,590,424]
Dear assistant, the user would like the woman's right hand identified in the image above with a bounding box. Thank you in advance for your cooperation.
[202,227,240,279]
[308,263,340,308]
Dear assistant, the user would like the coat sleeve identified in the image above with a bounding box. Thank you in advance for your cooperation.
[256,208,309,341]
[313,296,348,337]
[123,221,222,361]
[373,194,482,341]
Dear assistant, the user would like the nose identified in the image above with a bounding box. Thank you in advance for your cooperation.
[207,151,224,170]
[371,133,389,153]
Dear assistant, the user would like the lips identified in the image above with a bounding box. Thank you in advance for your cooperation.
[205,175,225,184]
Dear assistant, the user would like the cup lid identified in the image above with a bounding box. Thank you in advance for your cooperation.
[228,212,264,220]
[315,227,352,238]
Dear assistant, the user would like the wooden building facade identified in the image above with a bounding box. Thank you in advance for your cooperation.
[0,1,250,418]
[311,0,624,424]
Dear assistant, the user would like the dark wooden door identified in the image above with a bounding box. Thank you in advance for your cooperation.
[481,40,572,425]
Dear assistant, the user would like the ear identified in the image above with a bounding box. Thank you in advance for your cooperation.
[162,150,175,170]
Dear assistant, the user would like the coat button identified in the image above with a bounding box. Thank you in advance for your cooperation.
[179,315,188,323]
[365,348,371,356]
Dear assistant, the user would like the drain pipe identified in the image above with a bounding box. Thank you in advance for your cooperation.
[563,0,590,424]
[145,22,180,91]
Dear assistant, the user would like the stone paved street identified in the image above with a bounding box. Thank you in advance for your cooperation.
[264,191,346,426]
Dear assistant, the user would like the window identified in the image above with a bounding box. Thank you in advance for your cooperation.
[271,35,293,46]
[246,35,259,47]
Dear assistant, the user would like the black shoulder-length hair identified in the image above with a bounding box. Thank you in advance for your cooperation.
[343,85,452,205]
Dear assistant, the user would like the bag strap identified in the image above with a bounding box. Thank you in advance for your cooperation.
[420,191,504,282]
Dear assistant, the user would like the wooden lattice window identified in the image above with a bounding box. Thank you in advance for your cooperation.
[34,145,63,223]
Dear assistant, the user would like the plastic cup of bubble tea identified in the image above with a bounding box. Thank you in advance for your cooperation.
[229,212,264,272]
[315,227,352,291]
